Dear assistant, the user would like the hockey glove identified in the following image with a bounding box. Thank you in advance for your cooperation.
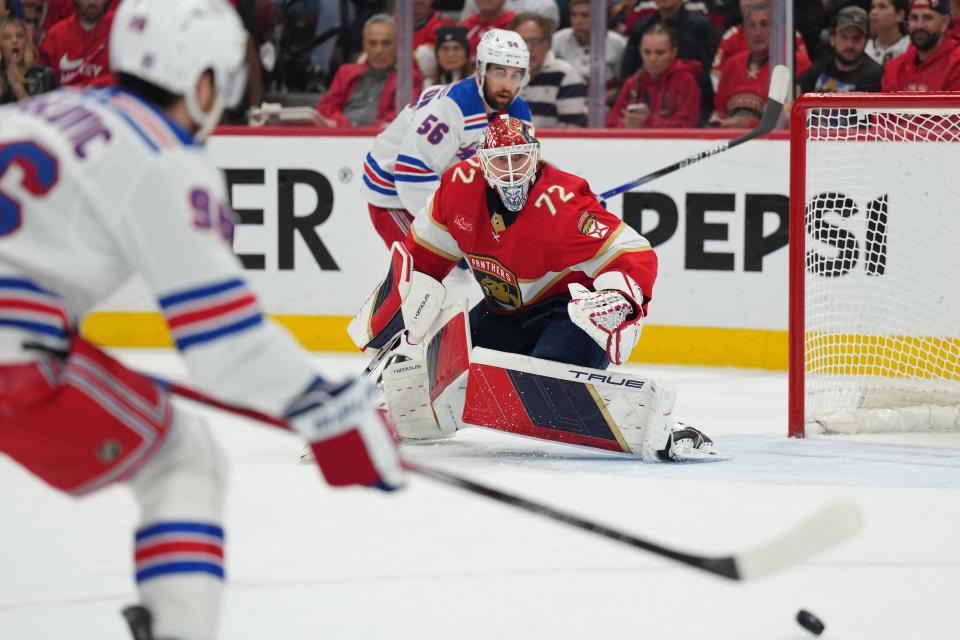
[567,271,645,366]
[286,376,405,491]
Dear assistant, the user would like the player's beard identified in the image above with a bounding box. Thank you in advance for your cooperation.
[483,82,516,111]
[910,27,941,51]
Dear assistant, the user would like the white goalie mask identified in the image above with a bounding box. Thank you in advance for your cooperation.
[476,115,540,212]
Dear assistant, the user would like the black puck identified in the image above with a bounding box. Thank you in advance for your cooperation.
[796,609,825,636]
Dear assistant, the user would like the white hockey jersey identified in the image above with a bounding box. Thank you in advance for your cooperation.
[360,76,532,215]
[0,88,316,416]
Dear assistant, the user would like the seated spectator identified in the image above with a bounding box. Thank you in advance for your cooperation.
[412,0,456,79]
[882,0,960,90]
[316,14,423,128]
[38,0,113,87]
[710,2,810,128]
[624,0,718,34]
[711,0,810,90]
[867,0,910,64]
[461,0,516,53]
[620,0,719,121]
[460,0,560,26]
[799,6,883,92]
[511,12,588,127]
[429,25,473,85]
[0,17,55,103]
[608,23,701,128]
[413,0,453,49]
[552,0,628,103]
[41,0,118,33]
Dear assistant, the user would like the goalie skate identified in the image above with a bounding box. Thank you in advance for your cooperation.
[658,424,731,462]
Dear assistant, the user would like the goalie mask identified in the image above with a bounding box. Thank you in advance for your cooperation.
[477,115,540,212]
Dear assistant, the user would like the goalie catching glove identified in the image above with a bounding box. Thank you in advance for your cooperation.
[567,271,645,365]
[348,242,446,350]
[286,376,405,490]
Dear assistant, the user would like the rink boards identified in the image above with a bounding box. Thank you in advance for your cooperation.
[84,127,793,369]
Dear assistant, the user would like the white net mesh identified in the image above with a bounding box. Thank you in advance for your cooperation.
[802,105,960,432]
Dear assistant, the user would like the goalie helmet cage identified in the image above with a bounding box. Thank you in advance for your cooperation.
[789,93,960,438]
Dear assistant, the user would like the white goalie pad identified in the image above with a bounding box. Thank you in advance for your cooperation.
[462,348,676,461]
[382,298,472,441]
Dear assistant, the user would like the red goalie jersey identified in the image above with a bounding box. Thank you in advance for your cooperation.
[404,158,658,315]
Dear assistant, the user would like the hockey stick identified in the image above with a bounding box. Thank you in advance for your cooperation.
[146,330,406,433]
[149,367,862,582]
[598,64,790,202]
[407,463,861,581]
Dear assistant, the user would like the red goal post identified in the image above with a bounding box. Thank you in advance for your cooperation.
[789,92,960,438]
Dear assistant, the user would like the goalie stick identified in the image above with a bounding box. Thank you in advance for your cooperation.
[147,365,862,582]
[598,64,789,202]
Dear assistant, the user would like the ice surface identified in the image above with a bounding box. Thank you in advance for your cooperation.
[1,350,958,639]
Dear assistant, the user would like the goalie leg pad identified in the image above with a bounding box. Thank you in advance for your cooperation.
[462,348,678,459]
[382,358,456,441]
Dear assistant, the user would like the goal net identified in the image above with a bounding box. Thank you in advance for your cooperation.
[789,93,960,437]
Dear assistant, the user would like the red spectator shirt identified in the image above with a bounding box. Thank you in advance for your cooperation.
[714,50,810,121]
[414,11,454,49]
[39,10,115,88]
[881,38,960,91]
[42,0,121,32]
[316,63,424,128]
[461,12,516,54]
[608,58,702,128]
[712,25,809,80]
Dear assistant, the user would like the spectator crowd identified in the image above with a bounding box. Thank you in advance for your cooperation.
[5,0,960,128]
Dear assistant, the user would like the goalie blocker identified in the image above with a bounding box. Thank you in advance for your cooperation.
[347,242,446,351]
[382,300,728,462]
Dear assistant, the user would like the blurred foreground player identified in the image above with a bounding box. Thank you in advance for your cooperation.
[0,1,402,638]
[350,115,725,462]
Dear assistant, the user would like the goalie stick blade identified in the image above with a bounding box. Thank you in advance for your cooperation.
[732,501,862,580]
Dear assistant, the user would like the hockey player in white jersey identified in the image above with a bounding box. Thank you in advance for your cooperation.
[0,1,402,638]
[361,28,533,248]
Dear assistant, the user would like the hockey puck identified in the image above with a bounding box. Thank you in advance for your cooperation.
[796,609,825,636]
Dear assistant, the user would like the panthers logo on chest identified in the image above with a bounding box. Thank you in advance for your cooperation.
[467,254,522,311]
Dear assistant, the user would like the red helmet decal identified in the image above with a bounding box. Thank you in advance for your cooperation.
[480,114,538,151]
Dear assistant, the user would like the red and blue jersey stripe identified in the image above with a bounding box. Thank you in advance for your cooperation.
[463,113,488,131]
[0,277,71,341]
[362,152,397,197]
[159,278,263,351]
[135,521,225,583]
[395,154,439,184]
